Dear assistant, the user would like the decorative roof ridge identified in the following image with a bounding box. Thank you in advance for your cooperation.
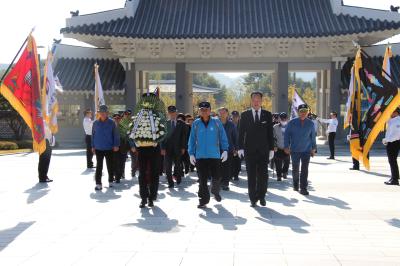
[330,0,400,22]
[53,44,118,60]
[65,0,139,28]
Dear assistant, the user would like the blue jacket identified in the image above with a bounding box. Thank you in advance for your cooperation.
[188,117,229,159]
[92,118,120,151]
[221,120,238,153]
[284,118,316,153]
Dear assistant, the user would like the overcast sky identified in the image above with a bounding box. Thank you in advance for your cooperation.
[0,0,399,65]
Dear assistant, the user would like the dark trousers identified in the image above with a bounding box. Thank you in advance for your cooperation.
[221,152,233,187]
[232,155,241,178]
[38,140,52,180]
[352,158,360,169]
[387,140,400,181]
[113,151,127,181]
[291,152,311,191]
[274,149,290,177]
[95,150,114,185]
[328,132,336,158]
[138,147,160,201]
[165,152,183,184]
[245,151,269,203]
[130,150,138,176]
[196,159,222,205]
[85,135,93,167]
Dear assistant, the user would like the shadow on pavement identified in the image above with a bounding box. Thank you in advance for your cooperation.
[255,207,310,234]
[199,204,247,231]
[0,221,35,251]
[166,187,197,201]
[359,170,390,178]
[267,191,299,207]
[90,187,121,203]
[303,195,351,209]
[24,183,50,204]
[386,218,400,228]
[122,206,183,233]
[80,168,95,175]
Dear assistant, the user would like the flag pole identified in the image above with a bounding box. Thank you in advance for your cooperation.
[0,27,35,83]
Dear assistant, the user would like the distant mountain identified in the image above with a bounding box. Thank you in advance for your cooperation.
[210,73,241,88]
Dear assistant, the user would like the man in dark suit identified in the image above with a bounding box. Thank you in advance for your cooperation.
[238,91,274,207]
[161,106,188,188]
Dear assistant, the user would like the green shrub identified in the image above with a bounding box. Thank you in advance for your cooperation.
[0,141,18,150]
[15,140,33,149]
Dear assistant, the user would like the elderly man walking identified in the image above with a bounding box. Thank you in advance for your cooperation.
[284,104,316,195]
[188,101,229,209]
[92,105,120,191]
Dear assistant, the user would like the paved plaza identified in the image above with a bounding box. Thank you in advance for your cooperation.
[0,145,399,265]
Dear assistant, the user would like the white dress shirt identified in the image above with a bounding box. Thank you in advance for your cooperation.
[385,116,400,143]
[83,117,93,135]
[251,108,262,122]
[318,118,338,133]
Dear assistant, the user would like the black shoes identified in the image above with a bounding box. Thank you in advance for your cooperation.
[250,201,257,208]
[39,177,53,183]
[327,157,335,160]
[214,194,222,202]
[349,167,359,171]
[259,198,266,206]
[168,183,174,188]
[299,189,309,195]
[282,173,288,179]
[222,186,230,191]
[293,184,299,191]
[197,203,207,209]
[384,179,399,185]
[233,176,239,181]
[277,176,282,182]
[139,200,147,208]
[148,199,154,207]
[176,176,182,185]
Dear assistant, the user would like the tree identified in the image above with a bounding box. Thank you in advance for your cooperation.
[242,73,272,96]
[214,85,228,105]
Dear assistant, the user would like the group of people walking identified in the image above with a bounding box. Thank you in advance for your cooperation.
[81,91,323,209]
[38,91,400,209]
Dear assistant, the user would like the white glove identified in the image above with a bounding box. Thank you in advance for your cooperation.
[269,150,274,161]
[238,149,244,159]
[382,138,388,145]
[221,151,228,163]
[190,155,196,165]
[346,135,351,142]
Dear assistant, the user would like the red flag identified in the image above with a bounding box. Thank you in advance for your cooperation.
[0,35,46,154]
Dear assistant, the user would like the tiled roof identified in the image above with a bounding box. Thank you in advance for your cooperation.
[61,0,400,39]
[54,58,125,92]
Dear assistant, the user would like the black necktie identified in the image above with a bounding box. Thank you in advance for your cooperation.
[255,110,260,124]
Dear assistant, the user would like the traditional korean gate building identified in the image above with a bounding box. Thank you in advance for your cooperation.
[53,0,400,145]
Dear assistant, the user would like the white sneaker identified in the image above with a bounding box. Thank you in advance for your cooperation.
[95,184,102,191]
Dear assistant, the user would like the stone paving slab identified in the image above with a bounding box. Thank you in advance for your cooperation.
[0,146,399,265]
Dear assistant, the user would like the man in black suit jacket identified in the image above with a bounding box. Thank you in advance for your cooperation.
[161,106,187,188]
[238,91,275,207]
